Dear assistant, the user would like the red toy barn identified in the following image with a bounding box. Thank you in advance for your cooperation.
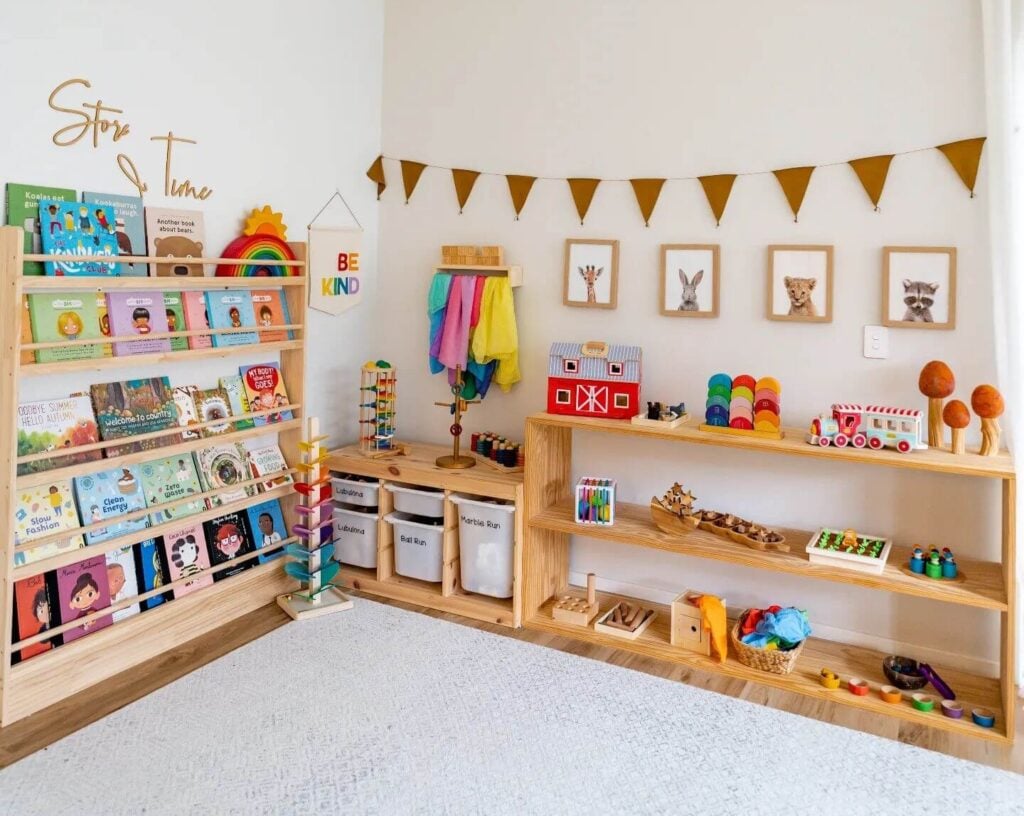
[547,341,642,420]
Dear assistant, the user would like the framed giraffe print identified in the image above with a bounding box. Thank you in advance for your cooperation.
[882,246,956,330]
[660,244,719,317]
[564,238,619,309]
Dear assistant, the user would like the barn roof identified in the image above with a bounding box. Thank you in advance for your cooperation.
[549,342,642,383]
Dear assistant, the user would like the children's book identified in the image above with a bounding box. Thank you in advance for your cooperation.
[96,292,113,357]
[135,538,169,610]
[182,290,212,349]
[173,385,201,440]
[246,443,293,491]
[90,377,179,457]
[145,207,205,277]
[20,295,35,365]
[56,554,112,643]
[27,291,104,362]
[12,573,59,661]
[203,511,256,581]
[72,464,149,546]
[38,199,119,276]
[16,395,102,476]
[163,292,187,351]
[105,291,172,356]
[245,499,286,564]
[161,522,213,598]
[5,183,76,275]
[239,363,293,426]
[13,479,85,566]
[106,546,141,621]
[192,387,233,437]
[82,191,148,276]
[138,454,207,525]
[251,289,293,342]
[195,443,255,506]
[206,290,259,346]
[219,374,254,430]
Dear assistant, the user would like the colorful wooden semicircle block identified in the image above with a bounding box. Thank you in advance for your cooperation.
[215,233,299,277]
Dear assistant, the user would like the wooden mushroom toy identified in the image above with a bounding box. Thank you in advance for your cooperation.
[942,400,970,455]
[918,361,955,448]
[971,385,1005,456]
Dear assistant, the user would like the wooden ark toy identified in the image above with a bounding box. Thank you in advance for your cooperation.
[547,341,642,420]
[552,573,600,626]
[650,482,699,535]
[805,527,893,574]
[700,373,781,440]
[575,477,616,525]
[594,600,656,640]
[670,590,725,656]
[806,404,926,453]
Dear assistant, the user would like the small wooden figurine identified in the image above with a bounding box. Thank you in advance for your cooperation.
[942,399,971,454]
[918,361,956,448]
[552,573,600,626]
[471,431,524,471]
[631,401,688,429]
[907,546,960,581]
[593,600,656,640]
[971,384,1004,456]
[434,366,481,469]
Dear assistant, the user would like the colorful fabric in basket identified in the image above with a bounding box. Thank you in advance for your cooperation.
[740,606,810,651]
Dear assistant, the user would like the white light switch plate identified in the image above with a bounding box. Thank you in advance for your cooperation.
[863,325,889,359]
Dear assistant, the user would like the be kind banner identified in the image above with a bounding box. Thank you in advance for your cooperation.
[308,226,363,316]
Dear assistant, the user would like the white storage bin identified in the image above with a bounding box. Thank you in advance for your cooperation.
[333,504,378,569]
[386,511,444,582]
[383,483,445,518]
[331,473,380,508]
[450,494,516,599]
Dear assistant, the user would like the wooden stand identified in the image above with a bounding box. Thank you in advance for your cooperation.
[552,573,599,626]
[522,411,1016,744]
[0,227,309,726]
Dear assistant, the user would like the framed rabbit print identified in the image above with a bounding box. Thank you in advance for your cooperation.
[660,244,719,318]
[767,245,833,323]
[882,246,956,330]
[564,239,619,309]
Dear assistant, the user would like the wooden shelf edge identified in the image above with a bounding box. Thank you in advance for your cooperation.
[526,413,1015,480]
[526,587,1009,744]
[529,500,1008,611]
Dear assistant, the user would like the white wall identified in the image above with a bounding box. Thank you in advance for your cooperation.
[378,0,1001,672]
[1,0,384,445]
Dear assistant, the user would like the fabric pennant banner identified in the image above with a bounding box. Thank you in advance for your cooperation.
[698,174,737,225]
[505,175,536,219]
[452,168,481,213]
[936,137,986,196]
[847,154,894,210]
[400,160,427,203]
[772,166,816,222]
[629,178,666,226]
[567,178,601,225]
[366,156,386,200]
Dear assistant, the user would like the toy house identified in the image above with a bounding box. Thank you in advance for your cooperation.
[547,341,642,420]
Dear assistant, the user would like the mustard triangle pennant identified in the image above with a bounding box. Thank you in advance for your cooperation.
[772,166,815,222]
[567,178,601,225]
[848,155,894,210]
[400,160,427,203]
[366,155,386,199]
[506,175,537,220]
[698,174,737,225]
[629,179,665,227]
[452,168,481,213]
[936,137,986,196]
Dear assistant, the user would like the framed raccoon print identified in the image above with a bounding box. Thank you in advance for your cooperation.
[766,245,833,323]
[882,247,956,330]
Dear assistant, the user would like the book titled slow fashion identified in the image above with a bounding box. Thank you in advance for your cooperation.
[206,290,259,346]
[105,291,172,356]
[56,555,113,643]
[82,191,148,276]
[90,377,179,457]
[5,183,76,275]
[13,479,85,566]
[72,464,149,545]
[38,199,119,276]
[16,395,101,476]
[239,363,293,425]
[161,521,213,598]
[203,511,256,581]
[138,454,207,524]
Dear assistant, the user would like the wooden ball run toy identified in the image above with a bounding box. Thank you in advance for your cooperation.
[359,360,409,458]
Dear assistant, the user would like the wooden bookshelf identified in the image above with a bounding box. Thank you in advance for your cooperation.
[0,226,307,726]
[523,413,1017,743]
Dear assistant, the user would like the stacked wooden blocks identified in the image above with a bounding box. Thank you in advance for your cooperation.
[441,245,504,266]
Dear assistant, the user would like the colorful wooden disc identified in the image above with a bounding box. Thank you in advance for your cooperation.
[754,387,780,403]
[705,405,730,422]
[708,373,732,390]
[732,374,756,390]
[754,410,781,427]
[730,386,755,403]
[730,417,754,430]
[754,398,781,414]
[755,376,781,394]
[706,395,730,411]
[729,398,754,415]
[707,384,732,401]
[705,416,729,427]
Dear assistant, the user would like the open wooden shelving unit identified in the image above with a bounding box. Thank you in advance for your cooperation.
[523,412,1017,743]
[326,442,523,628]
[0,226,307,725]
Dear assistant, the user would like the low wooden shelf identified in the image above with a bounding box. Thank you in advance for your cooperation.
[523,413,1017,743]
[327,442,524,628]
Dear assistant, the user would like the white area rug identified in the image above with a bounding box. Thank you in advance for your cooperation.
[2,600,1022,815]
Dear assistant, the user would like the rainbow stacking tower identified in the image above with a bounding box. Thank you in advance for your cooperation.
[701,373,782,440]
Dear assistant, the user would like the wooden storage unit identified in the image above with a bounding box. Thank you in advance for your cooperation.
[0,226,307,726]
[523,412,1016,743]
[327,442,524,628]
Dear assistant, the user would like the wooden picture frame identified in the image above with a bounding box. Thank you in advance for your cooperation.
[564,239,619,309]
[660,244,720,318]
[882,246,957,330]
[766,245,834,324]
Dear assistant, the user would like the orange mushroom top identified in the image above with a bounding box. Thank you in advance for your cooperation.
[918,361,955,399]
[971,385,1005,419]
[942,399,970,429]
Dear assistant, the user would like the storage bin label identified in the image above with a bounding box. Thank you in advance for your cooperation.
[338,522,366,536]
[460,513,503,531]
[399,533,428,547]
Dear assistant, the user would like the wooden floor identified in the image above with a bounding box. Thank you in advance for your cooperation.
[2,593,1022,772]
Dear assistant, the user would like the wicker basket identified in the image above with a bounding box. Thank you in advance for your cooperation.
[730,611,805,675]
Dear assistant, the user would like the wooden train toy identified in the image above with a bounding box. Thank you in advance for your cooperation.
[805,403,927,454]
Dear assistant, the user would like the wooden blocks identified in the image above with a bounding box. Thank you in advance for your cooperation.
[441,245,504,266]
[670,591,710,655]
[594,601,656,640]
[552,573,599,626]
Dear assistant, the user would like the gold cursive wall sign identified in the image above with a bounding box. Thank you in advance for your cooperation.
[48,77,213,200]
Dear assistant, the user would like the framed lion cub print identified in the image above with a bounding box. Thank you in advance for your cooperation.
[766,245,833,324]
